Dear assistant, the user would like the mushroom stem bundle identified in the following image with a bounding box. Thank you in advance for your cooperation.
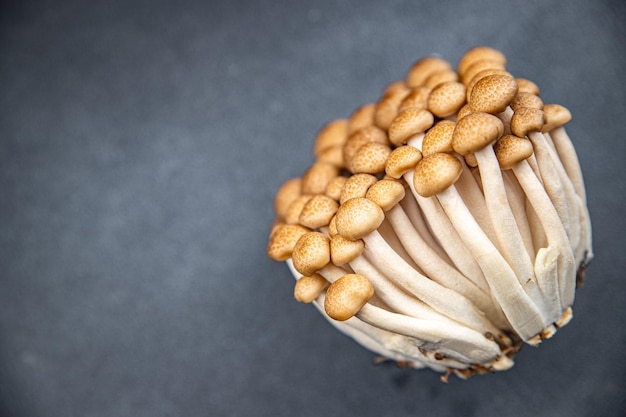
[267,46,592,379]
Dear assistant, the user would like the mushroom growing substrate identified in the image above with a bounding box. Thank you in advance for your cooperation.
[267,46,592,380]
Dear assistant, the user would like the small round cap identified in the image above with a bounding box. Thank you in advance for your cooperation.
[469,74,518,114]
[324,274,374,321]
[510,92,544,111]
[365,179,406,211]
[301,163,339,195]
[422,120,456,157]
[388,108,434,146]
[274,178,302,220]
[413,152,463,197]
[399,87,431,112]
[510,107,546,138]
[423,69,458,89]
[427,81,466,118]
[494,134,534,170]
[374,87,411,130]
[458,46,507,78]
[343,125,388,172]
[335,197,384,240]
[541,104,572,132]
[294,273,329,303]
[515,78,540,95]
[348,103,376,134]
[339,174,378,205]
[292,232,331,276]
[314,119,348,156]
[351,142,392,174]
[299,195,339,229]
[406,56,453,88]
[267,224,311,261]
[330,235,365,266]
[452,112,504,155]
[325,176,348,201]
[385,145,423,179]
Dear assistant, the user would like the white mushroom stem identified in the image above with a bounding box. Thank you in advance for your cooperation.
[315,293,447,370]
[361,230,504,338]
[348,255,474,325]
[308,264,484,371]
[339,313,467,371]
[384,204,509,328]
[454,162,499,244]
[405,135,489,288]
[546,127,587,202]
[324,274,501,364]
[399,190,455,266]
[473,146,553,325]
[532,131,587,264]
[404,180,490,291]
[544,128,593,264]
[528,131,575,245]
[511,161,576,308]
[502,171,535,259]
[355,303,501,364]
[434,185,547,342]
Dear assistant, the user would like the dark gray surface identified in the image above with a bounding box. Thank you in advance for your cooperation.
[1,0,625,416]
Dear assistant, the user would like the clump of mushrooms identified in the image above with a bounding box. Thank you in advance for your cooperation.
[267,46,592,380]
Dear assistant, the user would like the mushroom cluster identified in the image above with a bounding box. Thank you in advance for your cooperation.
[267,47,592,380]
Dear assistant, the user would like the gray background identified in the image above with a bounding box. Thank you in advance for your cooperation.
[1,0,625,416]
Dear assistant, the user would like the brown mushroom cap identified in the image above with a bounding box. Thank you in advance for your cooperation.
[343,125,388,171]
[406,56,453,88]
[324,274,375,321]
[301,162,339,195]
[292,231,331,276]
[335,197,385,240]
[284,194,313,224]
[542,104,572,132]
[461,59,507,85]
[316,145,345,168]
[385,145,423,179]
[452,112,505,155]
[330,235,365,266]
[422,120,456,157]
[494,134,535,170]
[427,81,467,118]
[510,107,546,138]
[267,224,311,261]
[274,178,302,219]
[294,273,329,303]
[314,119,348,156]
[510,92,544,111]
[399,86,432,112]
[374,87,411,130]
[299,194,339,229]
[457,46,507,79]
[469,74,518,114]
[339,173,378,204]
[365,179,406,211]
[456,103,473,120]
[465,68,513,102]
[348,103,376,134]
[515,77,540,95]
[388,108,434,146]
[351,142,392,174]
[383,80,409,96]
[325,176,348,201]
[413,152,463,197]
[423,69,459,89]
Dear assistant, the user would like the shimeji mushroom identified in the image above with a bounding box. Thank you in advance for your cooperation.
[267,46,592,379]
